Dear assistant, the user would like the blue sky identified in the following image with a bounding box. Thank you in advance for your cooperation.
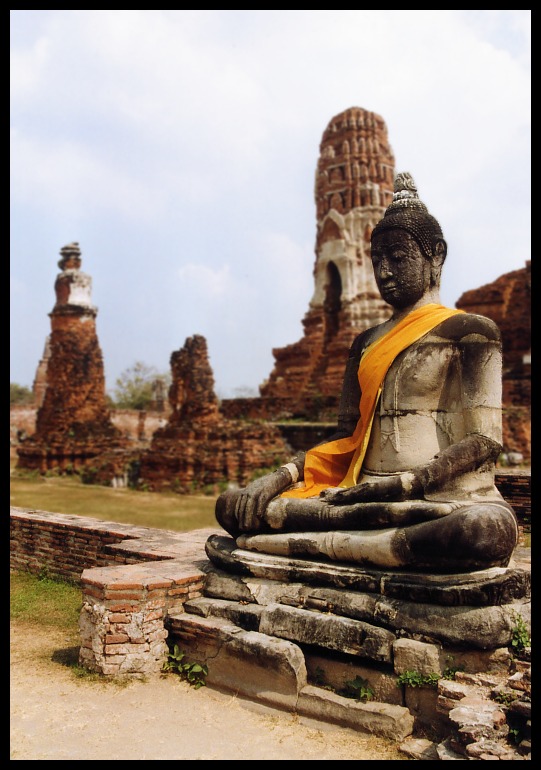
[10,10,531,398]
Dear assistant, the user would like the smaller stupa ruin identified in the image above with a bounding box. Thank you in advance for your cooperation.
[138,335,291,493]
[16,242,127,474]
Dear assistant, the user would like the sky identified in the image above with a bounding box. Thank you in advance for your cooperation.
[10,10,531,399]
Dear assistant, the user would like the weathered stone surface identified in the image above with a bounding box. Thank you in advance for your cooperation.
[202,535,531,650]
[297,685,414,741]
[436,736,469,760]
[166,612,307,710]
[205,535,530,607]
[259,603,395,662]
[185,595,395,663]
[303,650,403,705]
[465,739,525,760]
[203,569,379,614]
[373,597,529,650]
[393,638,442,677]
[399,737,440,760]
[184,596,265,631]
[449,698,508,735]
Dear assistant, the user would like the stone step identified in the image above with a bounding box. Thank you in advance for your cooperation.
[185,595,395,663]
[165,610,414,741]
[200,567,530,651]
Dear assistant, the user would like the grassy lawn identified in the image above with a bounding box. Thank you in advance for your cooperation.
[10,471,219,532]
[10,472,221,682]
[10,570,82,629]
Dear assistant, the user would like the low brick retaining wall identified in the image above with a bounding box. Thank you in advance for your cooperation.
[10,470,530,678]
[495,472,531,530]
[10,506,219,676]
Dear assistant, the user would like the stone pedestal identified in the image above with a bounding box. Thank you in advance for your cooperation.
[164,534,530,742]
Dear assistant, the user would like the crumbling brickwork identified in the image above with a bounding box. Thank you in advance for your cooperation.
[139,335,290,492]
[16,243,127,474]
[260,107,394,407]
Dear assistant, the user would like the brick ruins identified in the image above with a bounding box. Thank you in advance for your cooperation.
[137,335,290,493]
[16,243,127,475]
[12,109,531,479]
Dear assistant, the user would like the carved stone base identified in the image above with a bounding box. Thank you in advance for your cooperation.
[162,533,530,740]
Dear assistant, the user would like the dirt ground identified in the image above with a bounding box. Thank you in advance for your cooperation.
[10,620,410,761]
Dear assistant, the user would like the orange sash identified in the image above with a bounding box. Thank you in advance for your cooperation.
[281,303,463,499]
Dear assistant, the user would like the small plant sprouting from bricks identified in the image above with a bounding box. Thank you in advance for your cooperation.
[341,676,375,702]
[312,666,329,688]
[396,670,440,689]
[441,655,462,680]
[162,644,208,689]
[510,612,530,655]
[492,688,520,706]
[311,668,373,700]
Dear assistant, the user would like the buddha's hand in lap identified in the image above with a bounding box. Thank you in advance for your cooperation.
[319,471,423,505]
[231,471,292,531]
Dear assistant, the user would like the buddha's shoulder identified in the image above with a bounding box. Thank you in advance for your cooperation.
[434,311,501,343]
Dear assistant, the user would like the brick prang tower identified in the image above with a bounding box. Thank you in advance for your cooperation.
[260,107,395,406]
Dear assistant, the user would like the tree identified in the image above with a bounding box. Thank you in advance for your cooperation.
[110,362,170,410]
[10,383,34,405]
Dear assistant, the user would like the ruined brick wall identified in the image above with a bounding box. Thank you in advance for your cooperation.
[33,313,113,436]
[220,395,339,423]
[111,410,169,445]
[139,335,291,493]
[167,334,220,426]
[32,336,51,408]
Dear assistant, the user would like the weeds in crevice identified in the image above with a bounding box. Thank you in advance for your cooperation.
[396,670,441,689]
[161,644,208,689]
[510,612,530,655]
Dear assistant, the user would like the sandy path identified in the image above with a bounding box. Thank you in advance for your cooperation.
[10,621,409,761]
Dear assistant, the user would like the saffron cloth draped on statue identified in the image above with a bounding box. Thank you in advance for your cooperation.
[280,303,464,500]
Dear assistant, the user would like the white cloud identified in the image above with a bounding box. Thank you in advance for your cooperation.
[177,263,234,299]
[10,128,167,222]
[10,34,51,95]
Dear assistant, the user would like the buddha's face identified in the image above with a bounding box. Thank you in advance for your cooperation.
[371,228,432,309]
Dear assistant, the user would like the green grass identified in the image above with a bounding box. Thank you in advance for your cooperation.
[10,571,124,682]
[10,471,219,532]
[10,570,82,628]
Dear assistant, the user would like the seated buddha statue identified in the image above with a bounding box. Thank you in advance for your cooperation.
[214,172,518,573]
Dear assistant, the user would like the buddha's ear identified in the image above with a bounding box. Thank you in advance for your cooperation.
[430,239,447,285]
[434,239,447,263]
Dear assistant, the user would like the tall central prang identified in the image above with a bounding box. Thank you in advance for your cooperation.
[260,107,395,405]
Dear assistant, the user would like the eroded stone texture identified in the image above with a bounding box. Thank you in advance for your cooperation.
[16,243,127,474]
[260,107,394,408]
[456,262,531,462]
[138,335,290,492]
